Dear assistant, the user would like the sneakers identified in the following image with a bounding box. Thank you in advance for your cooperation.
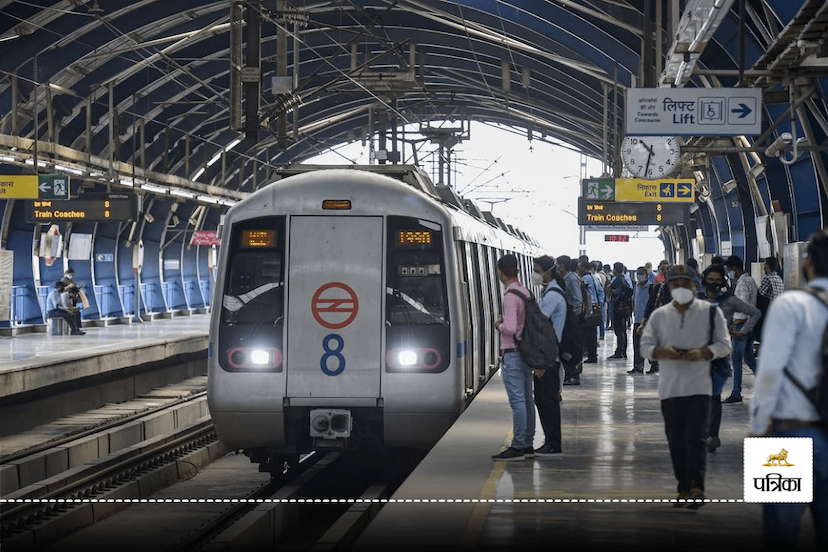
[627,367,644,374]
[534,445,563,458]
[707,436,721,453]
[722,394,742,404]
[646,367,659,374]
[686,487,706,509]
[522,447,535,458]
[607,353,625,360]
[491,447,525,461]
[563,377,580,386]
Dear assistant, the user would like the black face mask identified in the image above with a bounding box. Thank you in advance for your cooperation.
[705,282,724,294]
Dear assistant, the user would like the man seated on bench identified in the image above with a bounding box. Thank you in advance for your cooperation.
[47,281,85,335]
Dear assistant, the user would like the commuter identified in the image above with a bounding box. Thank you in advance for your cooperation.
[700,265,759,452]
[637,263,673,373]
[750,228,828,547]
[492,254,534,461]
[556,255,584,385]
[755,257,784,340]
[686,258,702,292]
[46,281,85,335]
[711,256,731,290]
[603,263,613,330]
[578,260,603,364]
[630,266,655,374]
[608,262,632,360]
[723,255,759,403]
[645,261,656,284]
[653,260,669,284]
[531,255,566,457]
[592,260,608,341]
[640,265,731,507]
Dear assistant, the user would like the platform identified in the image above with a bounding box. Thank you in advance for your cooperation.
[354,335,815,551]
[0,314,210,400]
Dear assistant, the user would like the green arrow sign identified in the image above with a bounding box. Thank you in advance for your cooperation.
[583,178,615,201]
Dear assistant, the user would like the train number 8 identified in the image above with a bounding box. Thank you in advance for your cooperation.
[320,334,346,376]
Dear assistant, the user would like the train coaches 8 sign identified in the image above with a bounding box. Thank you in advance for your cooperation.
[25,193,137,223]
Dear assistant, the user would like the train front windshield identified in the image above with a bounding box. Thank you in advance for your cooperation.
[385,216,450,373]
[218,216,286,372]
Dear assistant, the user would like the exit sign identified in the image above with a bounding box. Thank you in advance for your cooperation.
[604,234,630,242]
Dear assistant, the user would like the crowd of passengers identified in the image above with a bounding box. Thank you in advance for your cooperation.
[493,229,827,548]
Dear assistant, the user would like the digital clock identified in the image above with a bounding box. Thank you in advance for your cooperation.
[605,234,630,242]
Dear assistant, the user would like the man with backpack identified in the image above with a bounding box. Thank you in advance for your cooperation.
[608,262,633,360]
[578,260,604,364]
[556,255,585,385]
[492,254,535,461]
[531,255,567,457]
[750,229,828,546]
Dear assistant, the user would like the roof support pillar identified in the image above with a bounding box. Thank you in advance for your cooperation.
[140,119,146,169]
[45,84,54,142]
[796,103,828,203]
[276,0,287,151]
[10,72,18,135]
[184,133,190,175]
[108,81,115,175]
[86,98,92,154]
[244,0,261,141]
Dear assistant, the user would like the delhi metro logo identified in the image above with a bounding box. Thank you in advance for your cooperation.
[311,282,359,330]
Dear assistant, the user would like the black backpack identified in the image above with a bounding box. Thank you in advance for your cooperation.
[546,287,585,369]
[783,286,828,424]
[505,289,559,370]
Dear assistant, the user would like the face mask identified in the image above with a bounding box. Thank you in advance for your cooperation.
[671,287,694,305]
[636,274,647,283]
[705,282,723,294]
[530,272,544,286]
[726,269,736,280]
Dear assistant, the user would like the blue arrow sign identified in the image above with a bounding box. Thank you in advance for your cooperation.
[731,103,752,119]
[660,182,674,198]
[677,183,692,198]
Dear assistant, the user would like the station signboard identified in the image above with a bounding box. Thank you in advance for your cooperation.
[583,178,694,203]
[0,174,71,200]
[578,198,686,226]
[626,87,762,136]
[25,193,137,223]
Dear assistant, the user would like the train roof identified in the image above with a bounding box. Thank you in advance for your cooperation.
[266,164,535,244]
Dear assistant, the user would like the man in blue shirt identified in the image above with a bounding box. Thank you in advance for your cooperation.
[630,266,654,374]
[608,262,633,360]
[556,255,584,385]
[46,281,85,335]
[578,260,603,364]
[750,229,828,547]
[531,255,567,457]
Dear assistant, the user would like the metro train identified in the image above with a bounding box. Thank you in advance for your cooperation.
[206,165,542,473]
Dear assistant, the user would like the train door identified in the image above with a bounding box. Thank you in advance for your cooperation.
[286,216,383,398]
[457,243,475,392]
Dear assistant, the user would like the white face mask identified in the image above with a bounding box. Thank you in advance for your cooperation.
[530,272,544,286]
[726,269,736,281]
[671,287,694,305]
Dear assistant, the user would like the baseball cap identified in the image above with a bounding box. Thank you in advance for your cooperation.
[666,264,698,283]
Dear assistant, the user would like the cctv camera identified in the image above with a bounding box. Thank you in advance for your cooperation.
[722,179,738,194]
[764,132,793,158]
[144,213,154,224]
[171,215,180,226]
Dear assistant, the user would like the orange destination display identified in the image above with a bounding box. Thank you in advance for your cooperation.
[241,229,275,248]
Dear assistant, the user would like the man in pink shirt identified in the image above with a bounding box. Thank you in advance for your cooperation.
[492,254,535,461]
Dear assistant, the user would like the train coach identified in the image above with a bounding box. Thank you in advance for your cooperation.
[206,165,542,474]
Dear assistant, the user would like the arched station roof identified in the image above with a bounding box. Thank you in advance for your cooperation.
[0,1,827,324]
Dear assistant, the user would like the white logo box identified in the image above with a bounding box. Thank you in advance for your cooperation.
[744,437,813,503]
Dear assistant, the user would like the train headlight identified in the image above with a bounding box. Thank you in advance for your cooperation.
[249,349,271,365]
[397,350,418,367]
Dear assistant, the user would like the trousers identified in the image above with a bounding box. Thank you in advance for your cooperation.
[661,395,710,492]
[534,363,562,451]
